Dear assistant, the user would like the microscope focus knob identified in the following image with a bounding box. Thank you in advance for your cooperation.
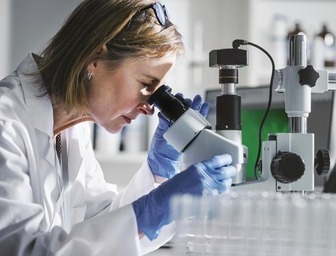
[271,151,305,183]
[315,149,330,175]
[298,65,320,88]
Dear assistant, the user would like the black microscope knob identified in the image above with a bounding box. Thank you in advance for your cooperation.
[271,151,305,183]
[315,149,330,175]
[298,65,320,88]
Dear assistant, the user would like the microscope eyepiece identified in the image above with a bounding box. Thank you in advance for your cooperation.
[147,85,187,123]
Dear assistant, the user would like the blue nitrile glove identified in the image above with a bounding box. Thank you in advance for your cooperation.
[133,154,236,240]
[147,94,209,179]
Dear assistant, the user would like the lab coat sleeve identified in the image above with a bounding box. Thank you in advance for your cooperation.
[0,119,173,255]
[83,149,176,254]
[70,124,176,255]
[0,118,143,255]
[0,204,141,256]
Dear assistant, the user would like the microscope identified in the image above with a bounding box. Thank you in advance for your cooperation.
[148,84,247,185]
[149,34,334,193]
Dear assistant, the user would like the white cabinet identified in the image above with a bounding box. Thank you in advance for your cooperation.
[95,151,147,190]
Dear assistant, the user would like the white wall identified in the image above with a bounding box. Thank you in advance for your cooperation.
[1,0,80,77]
[161,0,250,96]
[0,0,11,79]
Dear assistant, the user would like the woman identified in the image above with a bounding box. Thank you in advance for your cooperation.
[0,0,236,255]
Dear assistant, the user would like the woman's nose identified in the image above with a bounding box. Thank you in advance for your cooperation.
[138,102,155,116]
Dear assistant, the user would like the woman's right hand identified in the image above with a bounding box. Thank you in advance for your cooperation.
[132,154,237,240]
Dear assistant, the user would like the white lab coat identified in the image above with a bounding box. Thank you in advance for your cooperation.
[0,53,175,255]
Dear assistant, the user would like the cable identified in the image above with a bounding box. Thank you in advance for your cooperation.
[232,40,276,180]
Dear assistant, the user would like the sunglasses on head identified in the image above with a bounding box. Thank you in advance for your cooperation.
[140,2,170,27]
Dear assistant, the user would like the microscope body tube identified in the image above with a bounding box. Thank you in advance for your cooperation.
[164,108,247,176]
[208,49,249,185]
[214,68,247,184]
[215,93,246,184]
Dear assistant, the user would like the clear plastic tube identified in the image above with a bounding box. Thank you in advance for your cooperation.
[171,191,336,255]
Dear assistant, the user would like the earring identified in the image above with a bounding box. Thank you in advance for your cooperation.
[87,72,93,80]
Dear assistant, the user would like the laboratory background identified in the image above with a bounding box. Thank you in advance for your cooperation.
[2,0,336,255]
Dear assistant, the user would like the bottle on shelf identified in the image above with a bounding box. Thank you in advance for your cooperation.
[287,22,306,38]
[311,23,336,70]
[269,14,288,69]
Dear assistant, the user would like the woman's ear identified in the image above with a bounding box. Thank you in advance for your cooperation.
[87,44,108,72]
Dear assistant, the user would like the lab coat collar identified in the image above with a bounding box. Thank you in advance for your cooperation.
[16,54,56,168]
[16,53,54,136]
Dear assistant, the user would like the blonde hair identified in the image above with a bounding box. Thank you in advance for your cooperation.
[39,0,184,112]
